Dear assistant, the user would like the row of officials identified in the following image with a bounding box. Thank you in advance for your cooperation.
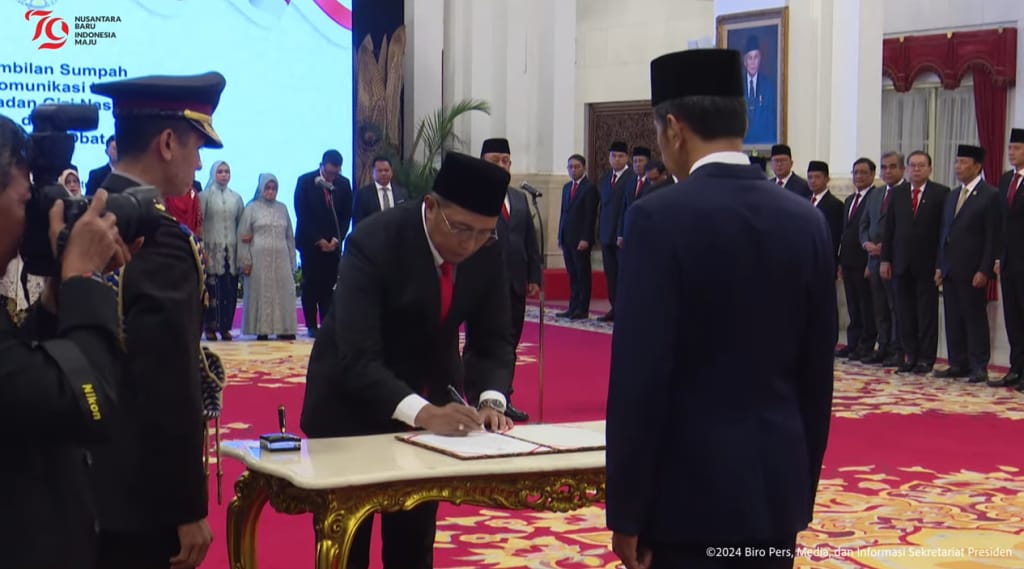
[764,137,1024,390]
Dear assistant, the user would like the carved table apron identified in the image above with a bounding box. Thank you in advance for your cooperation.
[223,422,606,569]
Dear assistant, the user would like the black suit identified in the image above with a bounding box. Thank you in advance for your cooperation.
[293,170,353,331]
[882,180,950,367]
[558,176,599,315]
[938,180,1001,372]
[637,178,672,200]
[351,183,410,227]
[88,173,207,568]
[775,173,812,199]
[607,162,835,563]
[301,200,514,569]
[598,168,637,309]
[85,163,112,196]
[1,278,120,569]
[840,188,877,354]
[498,188,542,353]
[1000,169,1024,372]
[814,191,844,268]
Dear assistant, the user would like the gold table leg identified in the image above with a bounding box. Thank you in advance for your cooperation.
[227,468,606,569]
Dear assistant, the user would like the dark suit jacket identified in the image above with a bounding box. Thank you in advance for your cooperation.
[84,164,111,197]
[637,178,672,200]
[815,191,845,268]
[300,200,516,437]
[999,170,1024,274]
[606,162,835,542]
[775,173,811,199]
[859,183,906,271]
[88,173,207,532]
[839,187,875,269]
[618,175,646,239]
[598,168,637,246]
[745,74,777,144]
[882,180,951,276]
[351,183,410,227]
[293,170,353,253]
[939,180,1001,281]
[2,278,120,569]
[498,187,542,295]
[558,176,598,247]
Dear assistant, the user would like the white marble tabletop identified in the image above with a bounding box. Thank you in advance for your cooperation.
[222,421,606,490]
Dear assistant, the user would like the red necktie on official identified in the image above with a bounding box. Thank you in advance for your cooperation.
[439,262,453,323]
[1009,173,1022,208]
[501,201,510,222]
[849,192,861,219]
[570,180,579,201]
[911,187,922,216]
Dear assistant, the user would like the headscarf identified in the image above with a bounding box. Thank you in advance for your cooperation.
[205,160,231,192]
[58,168,81,196]
[252,173,279,203]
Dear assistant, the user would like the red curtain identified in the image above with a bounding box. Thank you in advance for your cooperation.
[883,28,1017,300]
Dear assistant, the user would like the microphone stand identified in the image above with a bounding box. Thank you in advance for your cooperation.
[524,186,547,424]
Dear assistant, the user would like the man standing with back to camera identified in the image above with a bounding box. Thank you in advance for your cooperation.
[607,48,836,569]
[294,149,353,337]
[87,72,222,569]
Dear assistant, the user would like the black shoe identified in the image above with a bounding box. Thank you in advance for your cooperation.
[256,335,269,341]
[597,311,614,322]
[934,367,969,379]
[505,405,529,422]
[307,328,318,339]
[221,331,233,341]
[967,370,989,383]
[896,362,917,373]
[205,330,218,342]
[988,371,1022,388]
[1016,381,1024,393]
[277,334,296,341]
[569,312,589,320]
[883,354,903,367]
[862,352,886,365]
[835,347,852,358]
[912,363,933,374]
[555,310,573,318]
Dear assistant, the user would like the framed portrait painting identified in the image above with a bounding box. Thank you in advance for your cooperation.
[716,8,788,149]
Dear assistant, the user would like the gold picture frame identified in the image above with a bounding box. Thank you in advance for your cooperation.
[716,7,789,150]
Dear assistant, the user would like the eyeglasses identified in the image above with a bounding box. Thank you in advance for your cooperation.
[438,206,498,245]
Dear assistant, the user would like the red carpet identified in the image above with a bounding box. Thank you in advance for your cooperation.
[203,314,1024,568]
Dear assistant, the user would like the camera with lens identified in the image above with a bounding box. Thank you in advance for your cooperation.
[19,104,163,277]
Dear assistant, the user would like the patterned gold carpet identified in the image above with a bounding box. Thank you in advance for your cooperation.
[206,318,1024,568]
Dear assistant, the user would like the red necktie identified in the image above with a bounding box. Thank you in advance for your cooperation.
[323,188,331,208]
[881,187,892,215]
[777,178,785,186]
[570,180,579,200]
[635,177,644,198]
[1010,173,1022,207]
[611,173,618,187]
[501,202,510,221]
[911,187,921,216]
[439,262,453,323]
[849,192,861,219]
[810,194,816,205]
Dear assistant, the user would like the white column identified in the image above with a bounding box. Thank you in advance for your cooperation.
[827,0,883,171]
[404,0,444,162]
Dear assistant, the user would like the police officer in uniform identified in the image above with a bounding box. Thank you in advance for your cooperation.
[86,73,223,569]
[0,114,130,569]
[607,49,836,569]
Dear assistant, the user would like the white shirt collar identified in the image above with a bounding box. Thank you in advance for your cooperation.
[376,182,391,192]
[963,174,982,193]
[776,172,792,185]
[811,189,829,205]
[612,166,629,178]
[854,186,871,197]
[421,202,443,267]
[689,151,751,174]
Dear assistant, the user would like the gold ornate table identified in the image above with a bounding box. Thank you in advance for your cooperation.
[223,421,606,569]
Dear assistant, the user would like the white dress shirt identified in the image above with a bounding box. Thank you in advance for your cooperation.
[376,183,394,211]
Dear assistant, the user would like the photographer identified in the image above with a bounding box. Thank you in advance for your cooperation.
[0,114,132,569]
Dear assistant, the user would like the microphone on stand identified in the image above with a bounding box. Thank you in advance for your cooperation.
[315,175,335,191]
[520,181,543,198]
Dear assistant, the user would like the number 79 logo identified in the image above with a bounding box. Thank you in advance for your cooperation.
[25,10,69,50]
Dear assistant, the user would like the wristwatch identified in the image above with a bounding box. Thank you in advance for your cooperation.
[478,398,506,413]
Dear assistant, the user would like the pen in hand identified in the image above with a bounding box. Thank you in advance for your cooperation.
[446,384,471,407]
[278,404,286,434]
